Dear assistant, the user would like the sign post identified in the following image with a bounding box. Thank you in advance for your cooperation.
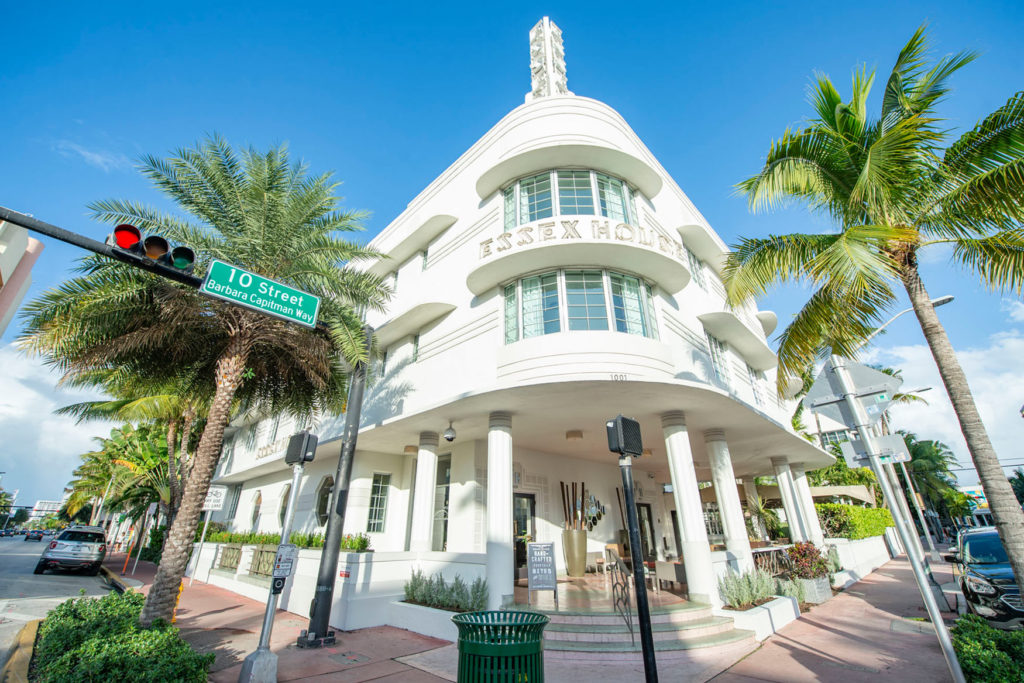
[189,485,227,587]
[200,259,320,328]
[806,357,965,683]
[526,542,558,609]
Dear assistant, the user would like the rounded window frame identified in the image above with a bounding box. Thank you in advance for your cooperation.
[502,168,641,232]
[315,476,334,527]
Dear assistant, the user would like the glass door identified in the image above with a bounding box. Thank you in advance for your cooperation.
[513,493,536,574]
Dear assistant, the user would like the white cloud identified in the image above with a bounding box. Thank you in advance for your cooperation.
[52,140,131,172]
[879,330,1024,486]
[1001,299,1024,324]
[0,344,107,510]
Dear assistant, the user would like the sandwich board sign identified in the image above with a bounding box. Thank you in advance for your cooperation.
[527,542,558,609]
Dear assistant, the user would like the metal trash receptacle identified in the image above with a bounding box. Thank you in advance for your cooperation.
[451,610,549,682]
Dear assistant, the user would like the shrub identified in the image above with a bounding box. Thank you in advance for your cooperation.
[34,591,214,682]
[718,569,776,609]
[951,614,1024,682]
[194,521,227,541]
[202,530,364,550]
[403,570,488,612]
[815,503,894,540]
[774,577,805,603]
[788,542,830,579]
[340,533,371,551]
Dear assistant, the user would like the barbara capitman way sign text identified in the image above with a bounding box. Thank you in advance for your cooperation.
[200,259,320,328]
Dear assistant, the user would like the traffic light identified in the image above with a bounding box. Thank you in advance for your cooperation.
[108,224,195,272]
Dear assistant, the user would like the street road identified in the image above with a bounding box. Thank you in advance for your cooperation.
[0,536,111,669]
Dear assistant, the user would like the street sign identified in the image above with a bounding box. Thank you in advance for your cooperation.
[804,362,902,427]
[200,259,320,328]
[202,485,228,512]
[839,433,912,467]
[273,543,299,579]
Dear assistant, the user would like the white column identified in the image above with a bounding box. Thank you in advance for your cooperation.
[662,411,716,605]
[790,464,825,546]
[409,432,438,553]
[486,411,514,610]
[742,478,767,541]
[705,430,754,573]
[771,457,807,543]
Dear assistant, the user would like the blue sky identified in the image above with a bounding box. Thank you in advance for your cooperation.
[2,1,1023,505]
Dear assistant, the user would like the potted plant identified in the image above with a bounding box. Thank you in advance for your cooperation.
[787,542,832,603]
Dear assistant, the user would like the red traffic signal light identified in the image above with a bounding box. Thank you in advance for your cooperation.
[107,224,195,272]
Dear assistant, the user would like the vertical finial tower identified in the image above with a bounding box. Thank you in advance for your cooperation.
[527,17,572,102]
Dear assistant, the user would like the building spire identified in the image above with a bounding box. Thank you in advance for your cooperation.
[527,17,572,102]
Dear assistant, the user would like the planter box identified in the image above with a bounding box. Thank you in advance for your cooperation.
[716,596,800,641]
[389,600,459,641]
[799,576,832,604]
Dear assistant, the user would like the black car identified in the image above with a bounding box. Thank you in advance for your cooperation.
[25,529,45,541]
[947,528,1023,629]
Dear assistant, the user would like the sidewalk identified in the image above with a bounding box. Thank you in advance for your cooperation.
[103,554,449,682]
[711,554,959,682]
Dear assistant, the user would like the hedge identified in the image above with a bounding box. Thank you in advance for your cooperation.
[33,591,213,682]
[951,614,1024,682]
[815,503,894,540]
[204,530,371,551]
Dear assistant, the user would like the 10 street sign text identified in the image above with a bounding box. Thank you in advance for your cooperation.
[200,259,320,328]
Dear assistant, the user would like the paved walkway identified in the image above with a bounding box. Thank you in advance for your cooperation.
[712,554,959,683]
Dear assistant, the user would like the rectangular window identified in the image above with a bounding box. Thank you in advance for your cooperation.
[411,334,419,362]
[557,170,595,215]
[596,173,628,222]
[643,283,659,340]
[390,270,399,295]
[565,270,609,330]
[503,185,516,231]
[521,272,560,337]
[225,485,241,521]
[380,349,388,376]
[268,414,281,443]
[747,364,767,408]
[421,249,429,270]
[820,430,849,448]
[626,185,638,225]
[245,424,257,450]
[519,172,553,222]
[609,272,648,336]
[686,247,707,290]
[504,283,519,343]
[366,473,391,533]
[706,332,731,386]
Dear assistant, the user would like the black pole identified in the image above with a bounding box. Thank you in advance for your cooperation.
[619,455,659,683]
[297,324,373,648]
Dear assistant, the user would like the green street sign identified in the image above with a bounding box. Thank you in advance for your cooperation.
[200,259,320,328]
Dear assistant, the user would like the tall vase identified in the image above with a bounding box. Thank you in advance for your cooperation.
[562,529,587,577]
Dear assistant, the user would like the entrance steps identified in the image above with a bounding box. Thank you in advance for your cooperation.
[538,602,756,661]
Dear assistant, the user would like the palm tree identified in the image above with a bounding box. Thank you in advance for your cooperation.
[19,137,389,626]
[1009,469,1024,506]
[723,26,1024,595]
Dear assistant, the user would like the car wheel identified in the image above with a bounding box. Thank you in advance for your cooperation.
[33,562,46,575]
[85,564,101,577]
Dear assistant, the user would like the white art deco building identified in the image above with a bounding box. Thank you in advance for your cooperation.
[197,18,832,629]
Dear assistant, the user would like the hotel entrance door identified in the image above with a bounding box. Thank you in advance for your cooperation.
[513,493,536,575]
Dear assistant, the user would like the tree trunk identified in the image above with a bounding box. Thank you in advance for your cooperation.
[901,265,1024,596]
[166,419,179,520]
[179,407,196,483]
[138,336,250,627]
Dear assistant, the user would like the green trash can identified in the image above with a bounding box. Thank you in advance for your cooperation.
[451,610,549,683]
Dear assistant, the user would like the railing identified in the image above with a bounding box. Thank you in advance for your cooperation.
[248,544,278,577]
[217,543,242,571]
[606,548,635,646]
[752,545,792,577]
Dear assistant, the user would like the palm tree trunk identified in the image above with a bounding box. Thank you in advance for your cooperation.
[902,266,1024,596]
[139,336,250,627]
[166,419,179,519]
[179,407,196,483]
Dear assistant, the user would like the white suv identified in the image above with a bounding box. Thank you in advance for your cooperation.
[35,525,107,576]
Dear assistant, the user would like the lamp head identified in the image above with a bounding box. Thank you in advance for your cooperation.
[443,421,456,442]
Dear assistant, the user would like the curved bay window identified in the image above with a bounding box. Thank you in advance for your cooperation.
[504,269,658,343]
[503,169,638,231]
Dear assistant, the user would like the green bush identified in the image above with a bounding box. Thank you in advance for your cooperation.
[204,530,369,551]
[718,569,776,608]
[815,503,894,540]
[34,591,214,682]
[774,577,805,603]
[788,542,830,579]
[951,614,1024,682]
[403,569,487,612]
[194,520,227,541]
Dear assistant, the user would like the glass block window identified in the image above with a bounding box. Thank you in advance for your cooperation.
[747,364,767,408]
[686,247,707,290]
[366,473,391,533]
[519,172,553,223]
[503,185,516,232]
[504,284,519,343]
[316,477,334,526]
[596,173,629,222]
[521,272,560,337]
[421,249,429,270]
[706,332,730,386]
[609,272,648,336]
[557,170,595,215]
[565,270,608,330]
[643,283,659,340]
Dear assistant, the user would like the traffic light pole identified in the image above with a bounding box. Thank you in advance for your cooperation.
[297,325,373,648]
[829,355,965,683]
[900,461,941,561]
[0,207,203,287]
[618,455,659,683]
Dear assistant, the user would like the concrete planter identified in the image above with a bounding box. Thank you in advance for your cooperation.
[715,596,800,641]
[799,576,832,604]
[389,600,458,641]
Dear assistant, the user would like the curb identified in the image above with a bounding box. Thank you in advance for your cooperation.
[100,566,129,594]
[1,619,40,683]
